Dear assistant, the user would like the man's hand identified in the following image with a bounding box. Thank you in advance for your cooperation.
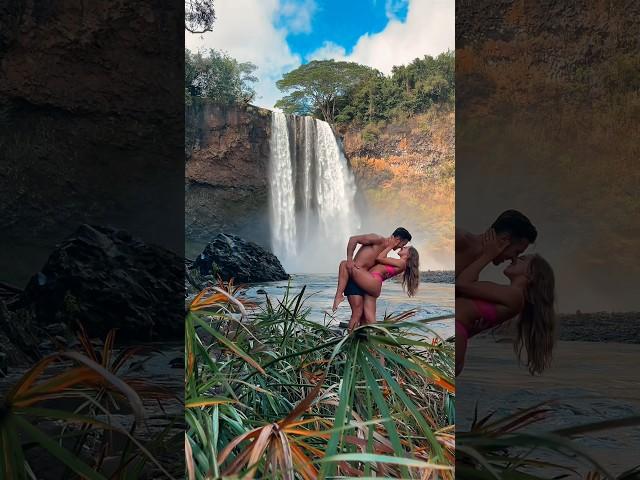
[482,229,509,259]
[346,259,355,271]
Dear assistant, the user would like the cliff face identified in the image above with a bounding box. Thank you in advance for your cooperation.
[185,103,272,258]
[339,108,455,268]
[455,0,640,311]
[456,0,640,113]
[0,0,184,285]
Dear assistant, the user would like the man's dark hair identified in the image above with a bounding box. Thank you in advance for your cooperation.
[491,210,537,243]
[392,227,412,242]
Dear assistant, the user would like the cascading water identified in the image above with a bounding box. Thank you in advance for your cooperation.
[269,111,360,272]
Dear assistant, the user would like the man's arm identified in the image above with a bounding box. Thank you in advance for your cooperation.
[456,229,508,289]
[347,233,385,262]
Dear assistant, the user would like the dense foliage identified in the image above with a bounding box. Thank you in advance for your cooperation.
[338,51,454,126]
[275,60,376,123]
[185,49,258,106]
[275,51,454,127]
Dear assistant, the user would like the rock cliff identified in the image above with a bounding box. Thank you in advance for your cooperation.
[0,0,184,285]
[185,102,272,258]
[339,108,455,269]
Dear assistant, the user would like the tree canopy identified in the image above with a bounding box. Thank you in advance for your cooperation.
[275,60,376,124]
[185,49,258,106]
[275,51,455,126]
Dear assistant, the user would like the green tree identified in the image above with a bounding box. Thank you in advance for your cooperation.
[185,0,216,33]
[185,49,258,105]
[275,60,375,123]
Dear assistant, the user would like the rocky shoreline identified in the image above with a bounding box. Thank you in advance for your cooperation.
[420,270,454,284]
[558,312,640,344]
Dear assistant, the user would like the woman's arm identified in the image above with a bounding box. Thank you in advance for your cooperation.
[374,245,405,269]
[456,281,523,311]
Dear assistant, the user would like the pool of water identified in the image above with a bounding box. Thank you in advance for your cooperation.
[243,273,454,338]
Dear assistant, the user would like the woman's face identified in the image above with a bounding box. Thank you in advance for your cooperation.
[503,254,531,278]
[398,246,410,259]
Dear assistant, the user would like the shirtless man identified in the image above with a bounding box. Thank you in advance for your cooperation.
[456,210,537,280]
[332,227,412,330]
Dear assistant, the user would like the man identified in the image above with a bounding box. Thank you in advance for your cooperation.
[332,227,412,330]
[456,209,537,279]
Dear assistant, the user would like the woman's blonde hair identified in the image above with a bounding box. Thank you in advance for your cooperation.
[402,246,420,297]
[515,254,556,375]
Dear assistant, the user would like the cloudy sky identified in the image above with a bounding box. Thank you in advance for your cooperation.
[185,0,454,108]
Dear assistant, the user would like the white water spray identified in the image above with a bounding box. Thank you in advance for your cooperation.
[269,111,360,272]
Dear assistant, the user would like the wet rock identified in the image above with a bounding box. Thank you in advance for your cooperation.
[22,224,184,340]
[192,234,288,284]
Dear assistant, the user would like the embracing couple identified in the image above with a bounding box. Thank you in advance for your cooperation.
[332,227,419,331]
[456,210,556,377]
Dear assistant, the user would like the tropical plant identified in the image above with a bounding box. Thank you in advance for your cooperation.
[185,282,456,479]
[457,401,640,479]
[0,328,177,479]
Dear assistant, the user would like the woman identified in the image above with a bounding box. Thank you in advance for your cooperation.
[334,245,420,330]
[456,231,556,376]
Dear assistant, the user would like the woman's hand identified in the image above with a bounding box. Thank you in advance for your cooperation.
[482,229,509,259]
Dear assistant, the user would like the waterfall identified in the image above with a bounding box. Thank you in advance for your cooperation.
[269,111,360,272]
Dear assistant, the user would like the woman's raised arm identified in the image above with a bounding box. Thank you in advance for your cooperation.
[375,246,405,269]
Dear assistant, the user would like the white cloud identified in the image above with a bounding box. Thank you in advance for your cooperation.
[280,0,317,33]
[307,0,454,74]
[185,0,315,108]
[306,41,347,62]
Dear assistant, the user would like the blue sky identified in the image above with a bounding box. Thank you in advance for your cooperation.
[277,0,408,61]
[186,0,453,108]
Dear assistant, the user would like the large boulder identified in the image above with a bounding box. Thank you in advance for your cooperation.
[22,224,183,340]
[193,234,288,283]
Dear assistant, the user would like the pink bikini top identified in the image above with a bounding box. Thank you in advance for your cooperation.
[371,265,400,282]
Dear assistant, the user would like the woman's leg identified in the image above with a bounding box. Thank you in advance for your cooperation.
[332,260,349,311]
[348,265,382,298]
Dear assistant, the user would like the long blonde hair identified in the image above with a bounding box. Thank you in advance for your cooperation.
[402,246,420,297]
[515,254,556,375]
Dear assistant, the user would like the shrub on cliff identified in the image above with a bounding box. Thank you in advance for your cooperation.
[185,49,257,106]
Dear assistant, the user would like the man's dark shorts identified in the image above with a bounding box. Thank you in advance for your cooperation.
[344,278,365,296]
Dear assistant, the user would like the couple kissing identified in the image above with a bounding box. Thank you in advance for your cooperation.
[332,227,419,331]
